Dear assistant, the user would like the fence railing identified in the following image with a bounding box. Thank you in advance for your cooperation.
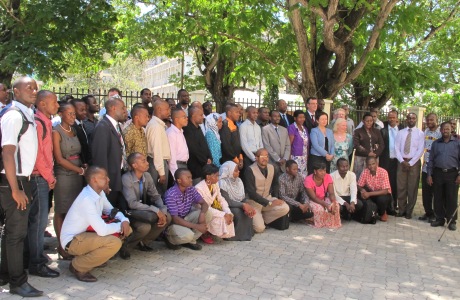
[50,88,459,133]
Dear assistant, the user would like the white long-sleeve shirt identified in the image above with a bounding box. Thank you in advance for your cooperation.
[395,127,425,166]
[239,119,263,161]
[330,171,358,205]
[146,116,171,176]
[60,185,129,247]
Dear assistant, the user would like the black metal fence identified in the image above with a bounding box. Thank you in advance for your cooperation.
[51,88,459,132]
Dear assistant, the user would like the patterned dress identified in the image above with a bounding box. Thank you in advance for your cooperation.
[330,133,353,172]
[289,125,309,178]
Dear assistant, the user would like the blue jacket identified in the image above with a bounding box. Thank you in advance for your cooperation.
[310,127,335,157]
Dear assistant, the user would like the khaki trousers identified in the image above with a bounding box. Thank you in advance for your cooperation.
[247,200,290,233]
[166,209,212,245]
[397,159,421,216]
[67,232,122,273]
[126,213,172,249]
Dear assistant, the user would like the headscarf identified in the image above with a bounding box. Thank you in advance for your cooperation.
[218,161,245,202]
[206,112,221,142]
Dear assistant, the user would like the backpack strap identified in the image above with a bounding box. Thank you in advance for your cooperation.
[34,116,47,140]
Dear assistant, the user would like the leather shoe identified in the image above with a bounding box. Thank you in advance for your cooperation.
[0,278,8,286]
[431,220,445,227]
[396,212,406,217]
[9,282,43,297]
[29,265,60,278]
[418,214,430,221]
[69,263,97,282]
[164,238,181,250]
[387,209,396,216]
[448,223,457,231]
[380,212,388,222]
[137,242,154,252]
[119,248,131,260]
[183,243,202,251]
[405,214,412,220]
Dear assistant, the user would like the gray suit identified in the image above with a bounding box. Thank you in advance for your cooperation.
[262,124,291,172]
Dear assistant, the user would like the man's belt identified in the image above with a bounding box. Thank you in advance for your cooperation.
[177,160,188,165]
[0,173,30,181]
[434,167,458,173]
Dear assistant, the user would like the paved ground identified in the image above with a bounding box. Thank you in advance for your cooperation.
[1,192,459,300]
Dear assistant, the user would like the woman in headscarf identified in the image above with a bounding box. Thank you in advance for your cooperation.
[218,161,256,241]
[195,164,235,243]
[205,113,223,167]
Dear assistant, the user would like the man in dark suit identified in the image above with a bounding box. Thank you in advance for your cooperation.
[175,89,190,116]
[70,98,91,165]
[380,110,403,213]
[304,97,318,133]
[276,99,294,128]
[91,97,129,210]
[183,106,212,185]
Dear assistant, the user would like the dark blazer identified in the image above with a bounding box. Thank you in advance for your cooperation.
[72,121,91,165]
[219,119,242,164]
[304,110,317,133]
[91,116,123,192]
[380,121,404,170]
[278,112,294,128]
[183,121,212,179]
[353,127,385,158]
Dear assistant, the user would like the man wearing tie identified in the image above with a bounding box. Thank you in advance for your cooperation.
[276,99,294,128]
[394,113,425,219]
[304,97,318,133]
[91,96,129,210]
[262,111,291,173]
[71,98,91,165]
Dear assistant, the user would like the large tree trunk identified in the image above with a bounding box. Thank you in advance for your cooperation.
[353,81,391,109]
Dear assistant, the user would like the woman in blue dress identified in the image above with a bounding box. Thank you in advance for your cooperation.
[205,112,223,167]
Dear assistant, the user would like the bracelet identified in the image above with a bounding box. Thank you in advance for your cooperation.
[79,168,85,176]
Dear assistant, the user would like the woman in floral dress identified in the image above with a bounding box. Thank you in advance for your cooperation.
[288,110,309,178]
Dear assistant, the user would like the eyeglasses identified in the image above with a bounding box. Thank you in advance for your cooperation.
[257,155,269,158]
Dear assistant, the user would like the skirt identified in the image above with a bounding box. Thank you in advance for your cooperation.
[225,206,254,241]
[309,199,341,229]
[54,173,84,214]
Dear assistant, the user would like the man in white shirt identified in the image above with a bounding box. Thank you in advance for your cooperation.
[146,100,171,194]
[61,166,132,282]
[0,77,42,297]
[330,158,363,220]
[166,109,189,177]
[395,113,425,219]
[240,106,263,170]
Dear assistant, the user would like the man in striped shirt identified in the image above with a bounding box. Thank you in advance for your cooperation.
[164,168,211,251]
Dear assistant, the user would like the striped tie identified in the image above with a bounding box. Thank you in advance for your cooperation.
[404,128,412,155]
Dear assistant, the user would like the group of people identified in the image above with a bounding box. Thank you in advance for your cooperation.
[0,78,459,297]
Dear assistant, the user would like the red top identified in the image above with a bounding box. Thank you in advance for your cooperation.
[304,173,333,200]
[357,167,391,193]
[32,110,55,185]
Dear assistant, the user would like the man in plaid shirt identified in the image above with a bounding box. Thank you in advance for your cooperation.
[357,157,392,222]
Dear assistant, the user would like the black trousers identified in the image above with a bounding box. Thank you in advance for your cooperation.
[0,175,32,287]
[339,196,364,219]
[369,194,392,216]
[421,172,435,217]
[288,204,313,222]
[433,169,459,223]
[387,158,399,206]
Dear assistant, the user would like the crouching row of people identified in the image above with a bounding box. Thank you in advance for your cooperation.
[62,151,392,283]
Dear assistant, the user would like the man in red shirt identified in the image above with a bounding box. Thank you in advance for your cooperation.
[27,90,60,278]
[357,156,392,222]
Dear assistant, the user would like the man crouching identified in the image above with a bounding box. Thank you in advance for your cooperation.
[60,166,132,282]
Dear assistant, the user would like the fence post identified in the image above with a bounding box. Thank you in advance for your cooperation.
[408,106,426,130]
[324,99,334,117]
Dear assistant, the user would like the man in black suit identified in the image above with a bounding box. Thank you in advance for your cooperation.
[380,110,403,213]
[304,97,318,133]
[91,97,129,210]
[70,98,91,165]
[175,89,190,116]
[276,99,294,128]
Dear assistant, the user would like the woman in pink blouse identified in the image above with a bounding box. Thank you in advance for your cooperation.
[304,162,341,228]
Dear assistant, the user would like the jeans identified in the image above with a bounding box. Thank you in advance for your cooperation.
[0,175,31,287]
[26,176,50,271]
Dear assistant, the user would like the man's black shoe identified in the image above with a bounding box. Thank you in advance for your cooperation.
[396,212,406,217]
[0,278,8,286]
[431,220,445,227]
[405,214,412,220]
[448,223,457,231]
[387,210,396,216]
[119,248,131,260]
[418,214,430,221]
[137,242,154,252]
[9,282,43,297]
[29,265,60,278]
[164,238,181,250]
[183,243,202,251]
[428,216,436,223]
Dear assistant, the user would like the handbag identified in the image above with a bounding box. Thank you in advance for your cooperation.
[126,210,159,224]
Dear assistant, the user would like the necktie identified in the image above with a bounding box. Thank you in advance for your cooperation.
[282,114,289,126]
[275,126,279,137]
[116,124,129,171]
[139,179,144,202]
[311,114,315,123]
[404,128,412,155]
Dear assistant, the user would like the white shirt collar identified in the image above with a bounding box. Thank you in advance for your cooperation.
[105,114,119,130]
